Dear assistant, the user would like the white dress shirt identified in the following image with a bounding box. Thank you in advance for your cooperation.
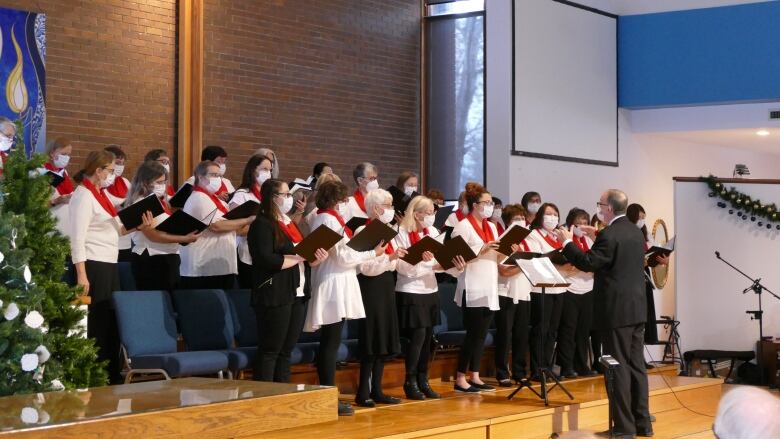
[69,185,121,264]
[451,218,500,311]
[179,191,237,277]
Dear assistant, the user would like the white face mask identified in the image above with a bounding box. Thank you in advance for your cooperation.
[596,206,606,223]
[256,169,271,186]
[161,163,170,174]
[102,173,116,188]
[527,202,542,214]
[421,214,436,229]
[480,204,494,219]
[379,208,395,224]
[636,219,646,229]
[205,176,222,193]
[153,183,167,198]
[365,179,379,192]
[218,163,227,176]
[279,196,294,214]
[114,164,125,177]
[0,136,12,152]
[53,154,70,169]
[511,218,527,229]
[404,186,417,196]
[492,208,503,221]
[336,201,350,218]
[542,215,559,231]
[573,226,584,238]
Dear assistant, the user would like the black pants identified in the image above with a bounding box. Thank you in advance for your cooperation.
[494,296,530,380]
[131,251,181,291]
[558,291,594,373]
[117,248,134,263]
[457,301,494,374]
[357,357,389,400]
[253,298,306,382]
[180,274,236,290]
[238,259,253,290]
[405,327,433,376]
[85,260,122,384]
[530,292,563,371]
[317,320,344,386]
[602,324,651,435]
[643,276,659,344]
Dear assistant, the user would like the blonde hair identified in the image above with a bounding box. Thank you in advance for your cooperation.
[73,150,114,183]
[400,196,433,232]
[364,188,392,217]
[314,172,342,189]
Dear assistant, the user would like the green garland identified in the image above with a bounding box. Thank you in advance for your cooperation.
[702,175,780,229]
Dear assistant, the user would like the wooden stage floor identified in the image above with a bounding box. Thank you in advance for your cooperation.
[266,368,724,439]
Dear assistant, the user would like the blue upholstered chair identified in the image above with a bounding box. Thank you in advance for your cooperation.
[113,290,229,383]
[224,289,258,367]
[171,289,249,377]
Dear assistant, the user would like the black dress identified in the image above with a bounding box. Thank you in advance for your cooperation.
[357,271,401,358]
[396,291,440,329]
[643,268,659,344]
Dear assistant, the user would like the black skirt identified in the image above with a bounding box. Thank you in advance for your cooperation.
[357,272,401,358]
[396,291,440,329]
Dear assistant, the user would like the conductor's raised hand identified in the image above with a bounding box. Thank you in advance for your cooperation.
[579,225,598,239]
[555,226,574,242]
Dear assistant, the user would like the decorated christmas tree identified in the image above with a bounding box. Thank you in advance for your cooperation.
[0,147,107,395]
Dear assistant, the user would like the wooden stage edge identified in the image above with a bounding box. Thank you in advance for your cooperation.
[266,370,724,439]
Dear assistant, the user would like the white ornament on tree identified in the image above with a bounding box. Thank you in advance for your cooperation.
[20,407,38,424]
[50,379,64,391]
[24,311,44,329]
[34,345,50,363]
[4,302,20,320]
[0,250,4,264]
[21,353,39,372]
[23,265,31,284]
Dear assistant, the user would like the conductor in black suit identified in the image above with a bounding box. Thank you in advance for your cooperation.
[555,189,652,438]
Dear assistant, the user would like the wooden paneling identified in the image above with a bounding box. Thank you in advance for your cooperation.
[178,0,205,183]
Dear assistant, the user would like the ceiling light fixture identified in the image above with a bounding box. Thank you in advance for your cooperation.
[756,130,770,136]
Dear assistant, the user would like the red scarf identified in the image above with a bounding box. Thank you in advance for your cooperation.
[493,220,505,236]
[518,240,530,252]
[251,184,263,202]
[160,197,172,215]
[44,162,75,196]
[455,209,467,221]
[106,176,129,199]
[467,214,495,243]
[216,179,229,197]
[317,208,352,238]
[81,178,117,217]
[166,184,176,197]
[352,190,367,214]
[575,236,590,252]
[408,227,430,245]
[278,219,303,244]
[193,186,228,214]
[537,229,562,250]
[366,219,394,254]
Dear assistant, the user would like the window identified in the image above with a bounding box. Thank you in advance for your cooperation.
[424,1,485,200]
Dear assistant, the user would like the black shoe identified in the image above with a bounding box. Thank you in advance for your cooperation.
[338,401,354,416]
[467,380,496,392]
[561,369,578,379]
[498,378,513,387]
[403,378,426,400]
[530,374,543,382]
[454,383,481,393]
[578,369,600,377]
[417,373,441,399]
[371,393,401,404]
[645,362,656,369]
[354,397,375,408]
[637,428,654,437]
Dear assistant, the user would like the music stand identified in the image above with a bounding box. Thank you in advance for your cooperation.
[508,258,575,405]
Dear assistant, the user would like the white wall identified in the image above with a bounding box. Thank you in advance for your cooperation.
[486,0,780,358]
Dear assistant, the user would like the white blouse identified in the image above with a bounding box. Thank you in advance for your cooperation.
[229,188,259,265]
[525,229,567,295]
[564,235,595,294]
[105,177,133,251]
[130,195,179,256]
[344,194,368,223]
[445,211,463,228]
[179,191,237,277]
[69,185,121,264]
[303,212,374,332]
[394,225,441,295]
[498,238,533,303]
[451,218,500,311]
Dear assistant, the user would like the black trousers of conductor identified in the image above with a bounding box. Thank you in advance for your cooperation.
[85,260,122,384]
[494,296,530,380]
[253,298,307,383]
[457,291,494,374]
[557,291,594,374]
[601,324,651,435]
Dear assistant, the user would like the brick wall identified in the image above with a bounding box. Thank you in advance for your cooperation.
[203,0,421,189]
[0,0,177,179]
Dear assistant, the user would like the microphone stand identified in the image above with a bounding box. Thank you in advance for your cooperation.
[714,251,780,385]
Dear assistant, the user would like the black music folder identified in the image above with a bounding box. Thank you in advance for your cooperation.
[45,170,65,187]
[388,185,419,215]
[646,236,676,258]
[502,249,567,266]
[496,224,532,256]
[155,209,208,244]
[433,204,455,231]
[294,224,343,263]
[169,183,193,209]
[347,220,399,252]
[345,216,368,233]
[222,200,260,220]
[401,235,445,266]
[433,235,478,270]
[117,194,165,230]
